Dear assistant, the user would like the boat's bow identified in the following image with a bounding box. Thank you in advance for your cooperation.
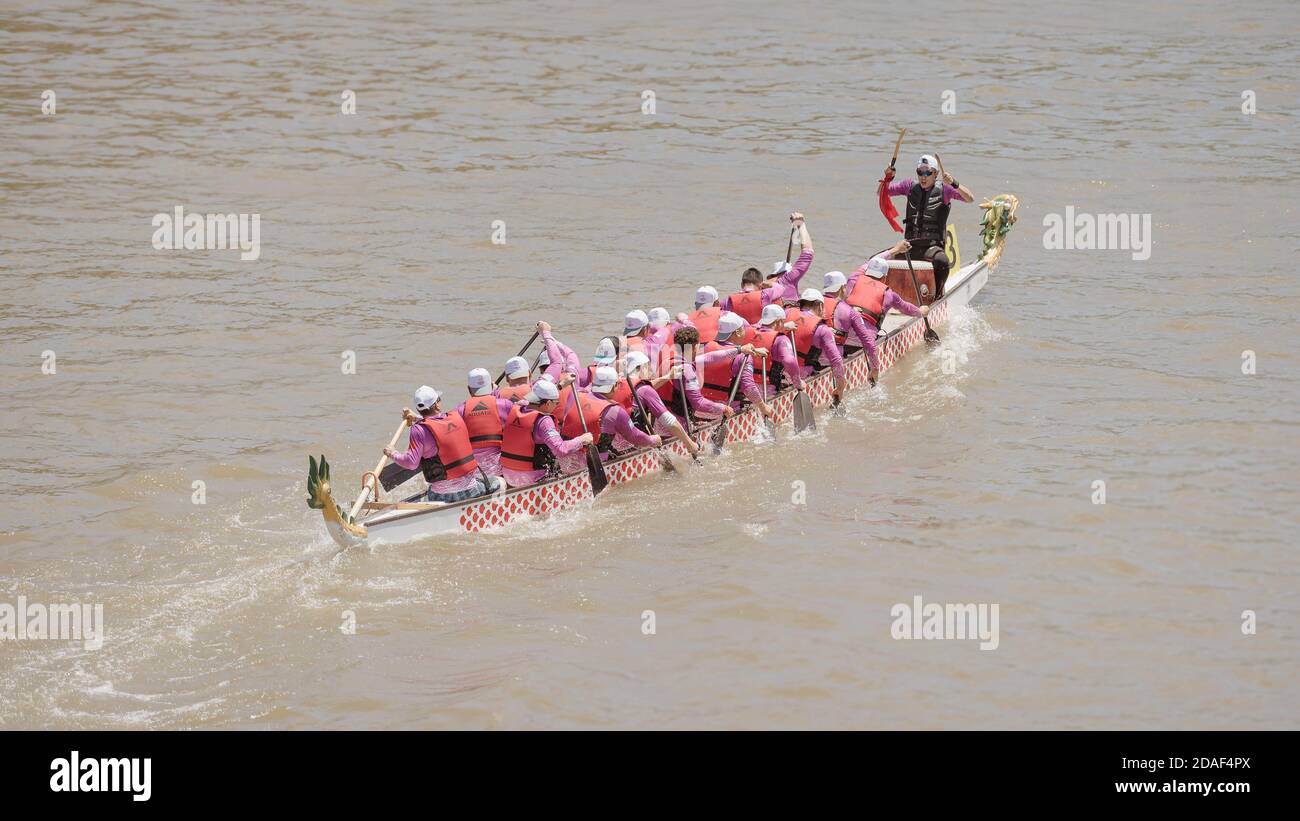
[307,455,368,547]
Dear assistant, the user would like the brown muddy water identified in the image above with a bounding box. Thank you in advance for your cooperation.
[0,0,1296,729]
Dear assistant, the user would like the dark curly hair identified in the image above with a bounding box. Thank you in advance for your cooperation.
[673,325,700,347]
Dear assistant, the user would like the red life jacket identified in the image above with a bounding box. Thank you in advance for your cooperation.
[558,388,617,452]
[498,382,531,403]
[845,276,888,326]
[416,413,479,481]
[652,342,674,401]
[608,378,634,412]
[699,340,738,402]
[688,305,721,343]
[461,396,504,448]
[728,289,763,324]
[749,327,776,375]
[500,405,551,472]
[789,310,828,367]
[622,335,646,356]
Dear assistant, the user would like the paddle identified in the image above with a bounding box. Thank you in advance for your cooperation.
[759,355,776,438]
[710,354,748,454]
[566,388,609,496]
[349,419,411,520]
[676,360,703,462]
[903,252,941,344]
[495,331,540,386]
[787,331,816,433]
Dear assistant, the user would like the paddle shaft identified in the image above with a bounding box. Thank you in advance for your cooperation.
[495,331,541,385]
[785,225,796,264]
[712,354,748,450]
[350,419,410,520]
[566,383,608,491]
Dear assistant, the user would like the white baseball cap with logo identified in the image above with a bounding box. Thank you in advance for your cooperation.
[716,311,745,339]
[466,367,493,396]
[760,303,786,326]
[413,385,441,412]
[823,271,847,294]
[504,355,531,379]
[866,257,890,278]
[525,379,559,404]
[591,366,620,394]
[647,307,670,328]
[772,260,792,277]
[917,154,939,174]
[623,351,650,373]
[800,287,824,303]
[695,285,719,307]
[593,337,617,364]
[624,309,649,333]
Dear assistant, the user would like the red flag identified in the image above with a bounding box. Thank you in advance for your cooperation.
[878,172,902,233]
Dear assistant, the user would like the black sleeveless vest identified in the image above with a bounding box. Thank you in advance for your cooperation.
[905,182,950,242]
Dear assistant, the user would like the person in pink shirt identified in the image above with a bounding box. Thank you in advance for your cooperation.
[789,288,846,404]
[751,303,803,397]
[555,366,662,472]
[454,367,516,477]
[706,311,773,420]
[500,378,591,488]
[878,154,974,297]
[668,324,762,425]
[623,351,701,457]
[384,385,502,503]
[837,256,929,383]
[721,212,815,321]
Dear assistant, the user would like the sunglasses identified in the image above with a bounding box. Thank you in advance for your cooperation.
[916,168,936,177]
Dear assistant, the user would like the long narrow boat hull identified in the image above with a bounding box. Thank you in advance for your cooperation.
[332,255,991,547]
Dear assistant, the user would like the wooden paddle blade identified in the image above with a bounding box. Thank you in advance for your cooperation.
[710,420,728,454]
[379,461,421,491]
[586,445,609,495]
[793,390,816,433]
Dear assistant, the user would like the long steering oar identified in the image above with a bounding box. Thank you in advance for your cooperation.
[710,355,748,454]
[903,252,940,344]
[787,332,816,433]
[349,419,410,521]
[568,388,609,496]
[495,331,540,386]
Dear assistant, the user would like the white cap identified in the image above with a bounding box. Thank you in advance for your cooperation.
[823,271,847,293]
[624,309,649,332]
[413,385,441,411]
[760,303,786,326]
[593,338,617,364]
[504,355,530,379]
[800,287,823,303]
[647,307,670,328]
[772,261,792,277]
[695,285,719,307]
[467,367,493,396]
[917,154,939,173]
[591,366,620,394]
[624,351,650,373]
[525,379,559,403]
[537,348,550,367]
[866,257,889,277]
[538,372,556,383]
[716,311,745,338]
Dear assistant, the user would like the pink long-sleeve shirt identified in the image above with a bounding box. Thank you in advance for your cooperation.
[760,331,803,396]
[557,391,659,471]
[541,330,581,383]
[885,179,963,205]
[674,359,728,422]
[501,410,587,488]
[388,414,480,494]
[453,394,514,476]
